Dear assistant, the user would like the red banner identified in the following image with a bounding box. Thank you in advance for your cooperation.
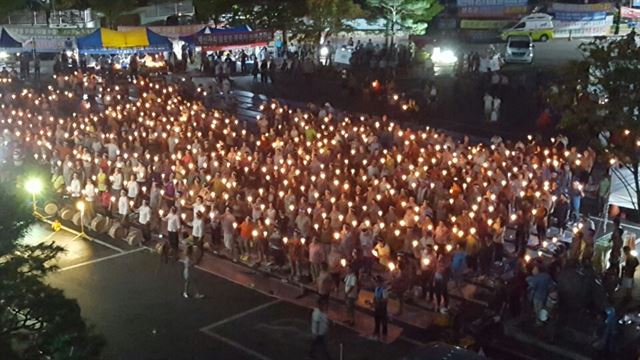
[621,6,640,20]
[197,30,273,49]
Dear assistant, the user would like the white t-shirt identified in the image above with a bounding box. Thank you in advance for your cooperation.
[138,205,151,225]
[167,213,180,232]
[192,218,204,237]
[493,97,501,111]
[311,308,329,336]
[344,273,358,299]
[483,95,493,112]
[70,178,82,197]
[193,203,206,219]
[118,196,129,216]
[83,183,96,201]
[112,173,123,190]
[127,181,139,198]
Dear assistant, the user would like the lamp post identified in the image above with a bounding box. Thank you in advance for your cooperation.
[76,200,86,235]
[25,178,42,215]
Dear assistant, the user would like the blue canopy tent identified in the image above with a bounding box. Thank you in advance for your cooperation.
[0,28,24,53]
[76,28,173,55]
[179,25,252,47]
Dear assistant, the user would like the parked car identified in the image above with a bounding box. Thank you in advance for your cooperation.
[505,35,534,64]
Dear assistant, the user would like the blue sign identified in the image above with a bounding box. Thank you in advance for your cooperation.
[554,11,607,21]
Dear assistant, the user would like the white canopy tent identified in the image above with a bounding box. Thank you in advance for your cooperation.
[610,166,639,211]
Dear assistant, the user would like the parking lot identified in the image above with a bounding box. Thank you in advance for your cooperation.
[25,223,422,359]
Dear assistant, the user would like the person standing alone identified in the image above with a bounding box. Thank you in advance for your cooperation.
[372,276,389,341]
[310,299,331,359]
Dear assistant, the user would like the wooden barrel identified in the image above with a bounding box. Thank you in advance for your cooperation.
[44,202,58,216]
[126,228,143,246]
[90,214,110,233]
[108,222,127,240]
[71,212,91,227]
[60,207,76,221]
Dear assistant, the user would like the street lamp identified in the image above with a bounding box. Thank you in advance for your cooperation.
[76,200,86,235]
[25,177,42,214]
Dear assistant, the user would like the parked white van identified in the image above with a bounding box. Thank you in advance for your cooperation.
[505,35,534,63]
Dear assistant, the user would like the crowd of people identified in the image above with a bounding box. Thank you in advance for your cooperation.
[0,69,637,347]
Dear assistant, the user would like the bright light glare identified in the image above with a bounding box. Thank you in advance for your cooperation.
[25,178,42,195]
[432,47,457,65]
[320,46,329,57]
[0,51,8,59]
[76,201,85,212]
[632,250,638,257]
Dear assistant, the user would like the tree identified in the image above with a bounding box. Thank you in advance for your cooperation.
[550,32,640,216]
[240,0,307,46]
[366,0,443,46]
[193,0,307,45]
[0,0,28,20]
[88,0,137,28]
[298,0,363,44]
[0,181,104,359]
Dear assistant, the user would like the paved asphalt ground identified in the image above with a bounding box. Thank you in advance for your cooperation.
[23,224,422,360]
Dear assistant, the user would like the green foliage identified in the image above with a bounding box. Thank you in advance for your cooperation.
[193,0,236,24]
[88,0,137,28]
[298,0,364,43]
[366,0,443,35]
[550,32,640,165]
[194,0,308,33]
[0,0,28,14]
[0,181,104,359]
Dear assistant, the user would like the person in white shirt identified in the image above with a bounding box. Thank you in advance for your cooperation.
[483,93,493,122]
[83,181,97,218]
[111,168,123,194]
[191,211,205,262]
[69,173,82,198]
[117,190,129,223]
[134,162,146,183]
[492,96,501,118]
[165,206,180,254]
[344,265,359,326]
[137,200,151,243]
[310,299,330,359]
[126,174,139,200]
[192,196,206,219]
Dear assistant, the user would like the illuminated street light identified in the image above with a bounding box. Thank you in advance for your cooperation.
[76,200,86,235]
[25,178,42,213]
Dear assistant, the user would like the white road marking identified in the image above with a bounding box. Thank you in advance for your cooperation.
[40,218,125,253]
[200,300,281,332]
[58,247,147,272]
[201,331,273,360]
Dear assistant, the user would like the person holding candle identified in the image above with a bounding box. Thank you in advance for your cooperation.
[137,199,152,243]
[165,206,180,257]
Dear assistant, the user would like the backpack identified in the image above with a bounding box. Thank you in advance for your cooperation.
[374,286,385,301]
